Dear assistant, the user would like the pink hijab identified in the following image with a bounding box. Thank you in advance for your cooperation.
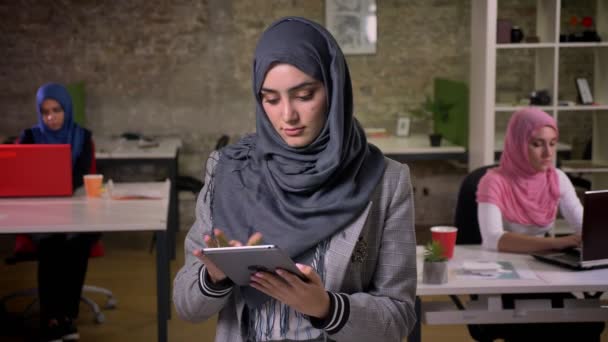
[477,107,560,227]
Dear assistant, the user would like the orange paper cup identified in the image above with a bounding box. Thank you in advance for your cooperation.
[430,226,458,259]
[84,174,103,198]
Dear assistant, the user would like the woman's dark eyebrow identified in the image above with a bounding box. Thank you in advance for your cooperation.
[42,106,62,112]
[260,81,319,94]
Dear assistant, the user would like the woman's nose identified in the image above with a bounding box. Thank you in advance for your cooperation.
[281,100,298,123]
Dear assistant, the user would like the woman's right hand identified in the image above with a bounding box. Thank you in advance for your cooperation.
[551,234,581,250]
[193,228,263,284]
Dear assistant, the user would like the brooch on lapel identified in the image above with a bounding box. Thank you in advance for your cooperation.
[351,237,368,263]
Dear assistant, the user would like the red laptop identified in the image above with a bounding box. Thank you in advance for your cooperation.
[0,144,73,197]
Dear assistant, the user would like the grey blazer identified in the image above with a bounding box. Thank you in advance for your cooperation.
[173,152,417,342]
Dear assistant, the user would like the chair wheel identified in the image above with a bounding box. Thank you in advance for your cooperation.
[105,298,117,309]
[95,312,105,324]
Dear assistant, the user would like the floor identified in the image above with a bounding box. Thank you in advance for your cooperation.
[0,231,606,341]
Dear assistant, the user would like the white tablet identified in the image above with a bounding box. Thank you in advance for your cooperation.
[202,244,306,286]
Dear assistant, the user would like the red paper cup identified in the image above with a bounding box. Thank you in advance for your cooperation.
[430,226,458,259]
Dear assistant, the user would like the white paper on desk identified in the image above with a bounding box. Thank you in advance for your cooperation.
[456,260,538,280]
[461,260,539,280]
[463,261,502,272]
[107,181,163,199]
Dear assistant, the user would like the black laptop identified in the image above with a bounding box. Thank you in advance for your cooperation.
[532,189,608,270]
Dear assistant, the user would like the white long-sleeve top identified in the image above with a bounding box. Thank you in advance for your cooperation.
[478,169,583,251]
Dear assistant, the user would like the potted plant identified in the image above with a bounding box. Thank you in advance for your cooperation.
[410,95,452,147]
[422,240,448,284]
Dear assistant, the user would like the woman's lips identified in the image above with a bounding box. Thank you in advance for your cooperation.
[283,127,304,136]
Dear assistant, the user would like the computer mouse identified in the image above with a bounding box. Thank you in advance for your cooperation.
[121,132,141,140]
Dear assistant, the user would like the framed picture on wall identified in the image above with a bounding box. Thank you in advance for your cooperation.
[576,77,594,105]
[326,0,377,55]
[396,117,411,137]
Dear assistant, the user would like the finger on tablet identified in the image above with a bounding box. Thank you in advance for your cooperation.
[247,232,263,246]
[228,239,243,247]
[213,229,230,247]
[203,235,215,247]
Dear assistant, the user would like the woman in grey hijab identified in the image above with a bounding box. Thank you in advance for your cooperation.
[173,17,417,342]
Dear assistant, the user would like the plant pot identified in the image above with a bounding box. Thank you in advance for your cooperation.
[423,261,448,284]
[429,133,442,147]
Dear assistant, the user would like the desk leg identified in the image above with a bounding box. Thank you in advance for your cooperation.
[156,230,169,342]
[168,155,179,260]
[408,296,421,342]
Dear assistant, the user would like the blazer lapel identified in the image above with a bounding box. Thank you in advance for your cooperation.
[324,202,372,292]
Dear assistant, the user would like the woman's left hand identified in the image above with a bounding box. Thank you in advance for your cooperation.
[249,263,330,319]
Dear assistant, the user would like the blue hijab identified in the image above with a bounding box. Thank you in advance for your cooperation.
[32,83,85,166]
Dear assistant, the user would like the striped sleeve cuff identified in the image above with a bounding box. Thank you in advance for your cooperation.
[309,292,350,334]
[197,264,233,298]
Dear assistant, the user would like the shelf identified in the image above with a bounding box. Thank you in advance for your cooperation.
[558,42,608,48]
[494,105,608,112]
[496,43,556,49]
[555,105,608,111]
[470,0,608,179]
[495,105,553,112]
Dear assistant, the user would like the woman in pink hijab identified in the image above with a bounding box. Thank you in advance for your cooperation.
[474,107,605,341]
[476,107,582,252]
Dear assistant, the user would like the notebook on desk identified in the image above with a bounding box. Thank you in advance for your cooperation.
[532,190,608,270]
[0,144,73,197]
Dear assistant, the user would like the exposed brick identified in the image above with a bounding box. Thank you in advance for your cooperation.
[0,0,595,227]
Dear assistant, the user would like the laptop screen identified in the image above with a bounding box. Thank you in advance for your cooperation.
[582,190,608,262]
[0,144,73,197]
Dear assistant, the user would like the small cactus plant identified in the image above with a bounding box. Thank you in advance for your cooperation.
[424,241,447,263]
[423,241,449,284]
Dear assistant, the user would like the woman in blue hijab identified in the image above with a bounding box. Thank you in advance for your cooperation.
[18,83,99,341]
[174,17,417,342]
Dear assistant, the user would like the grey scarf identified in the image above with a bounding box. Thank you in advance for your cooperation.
[211,17,385,308]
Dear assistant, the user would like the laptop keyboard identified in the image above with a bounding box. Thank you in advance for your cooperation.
[552,253,580,264]
[562,247,581,257]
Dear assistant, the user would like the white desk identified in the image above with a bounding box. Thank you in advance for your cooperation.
[409,245,608,342]
[369,134,572,163]
[94,137,181,259]
[95,137,182,160]
[368,134,466,162]
[0,182,171,342]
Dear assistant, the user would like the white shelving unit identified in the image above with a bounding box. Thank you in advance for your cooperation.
[470,0,608,189]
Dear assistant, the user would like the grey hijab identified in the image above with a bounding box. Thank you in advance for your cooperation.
[211,16,385,300]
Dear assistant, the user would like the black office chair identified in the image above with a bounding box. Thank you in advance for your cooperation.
[175,134,230,197]
[0,239,116,324]
[454,165,496,245]
[453,165,605,342]
[214,134,230,151]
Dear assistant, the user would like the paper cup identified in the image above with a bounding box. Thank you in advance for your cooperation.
[84,174,103,198]
[430,226,458,259]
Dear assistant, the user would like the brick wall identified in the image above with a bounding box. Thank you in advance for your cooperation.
[0,0,594,228]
